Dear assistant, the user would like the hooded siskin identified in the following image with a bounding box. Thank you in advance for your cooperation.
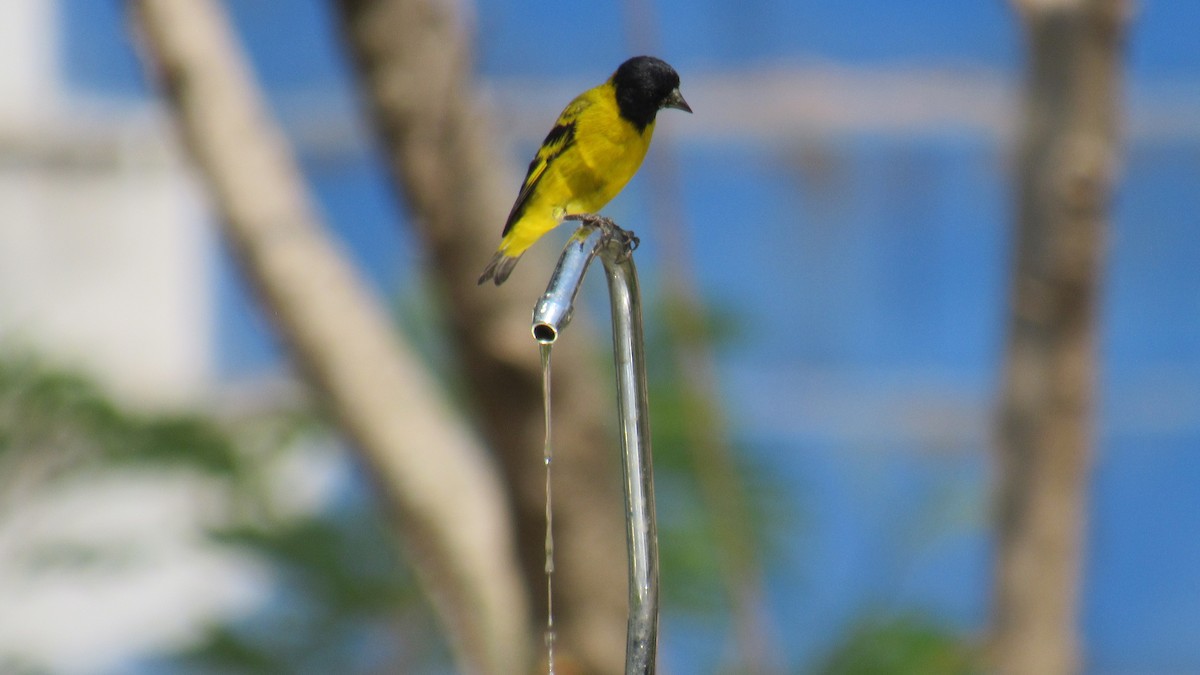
[478,56,691,285]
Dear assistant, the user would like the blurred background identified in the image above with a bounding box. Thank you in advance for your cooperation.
[0,0,1197,673]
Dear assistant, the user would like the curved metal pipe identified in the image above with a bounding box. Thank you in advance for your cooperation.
[530,224,659,674]
[531,227,606,344]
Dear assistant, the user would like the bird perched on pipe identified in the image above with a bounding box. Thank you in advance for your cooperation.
[478,55,691,285]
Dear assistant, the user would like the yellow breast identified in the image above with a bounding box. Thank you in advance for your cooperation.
[563,101,655,213]
[499,84,656,256]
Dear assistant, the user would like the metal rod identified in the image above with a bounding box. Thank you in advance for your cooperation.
[531,224,659,675]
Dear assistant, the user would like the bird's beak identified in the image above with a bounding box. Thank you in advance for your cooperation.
[663,87,692,113]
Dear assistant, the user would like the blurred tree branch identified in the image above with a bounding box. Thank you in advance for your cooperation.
[129,0,528,672]
[991,0,1128,673]
[332,1,629,672]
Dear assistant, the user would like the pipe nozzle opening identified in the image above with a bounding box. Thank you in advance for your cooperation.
[532,323,558,344]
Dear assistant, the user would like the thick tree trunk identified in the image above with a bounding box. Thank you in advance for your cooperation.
[991,1,1127,673]
[130,1,529,672]
[333,1,630,672]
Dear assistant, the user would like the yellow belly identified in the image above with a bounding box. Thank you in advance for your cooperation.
[501,114,655,256]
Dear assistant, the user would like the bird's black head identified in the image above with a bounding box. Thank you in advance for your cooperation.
[611,56,692,132]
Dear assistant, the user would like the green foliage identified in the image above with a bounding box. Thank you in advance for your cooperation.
[171,506,443,675]
[655,291,744,351]
[816,615,978,675]
[642,294,795,610]
[0,353,443,673]
[0,357,240,478]
[0,655,50,675]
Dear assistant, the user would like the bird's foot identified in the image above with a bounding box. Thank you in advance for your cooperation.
[565,213,640,259]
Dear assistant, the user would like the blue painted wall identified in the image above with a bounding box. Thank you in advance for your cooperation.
[61,0,1200,671]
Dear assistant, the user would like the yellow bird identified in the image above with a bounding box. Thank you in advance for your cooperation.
[478,56,691,285]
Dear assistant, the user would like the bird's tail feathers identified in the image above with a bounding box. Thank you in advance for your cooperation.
[477,250,523,286]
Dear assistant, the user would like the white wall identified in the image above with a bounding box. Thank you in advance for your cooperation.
[0,0,215,407]
[0,7,255,672]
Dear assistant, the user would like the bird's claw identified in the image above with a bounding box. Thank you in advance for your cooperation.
[615,232,640,262]
[565,213,639,260]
